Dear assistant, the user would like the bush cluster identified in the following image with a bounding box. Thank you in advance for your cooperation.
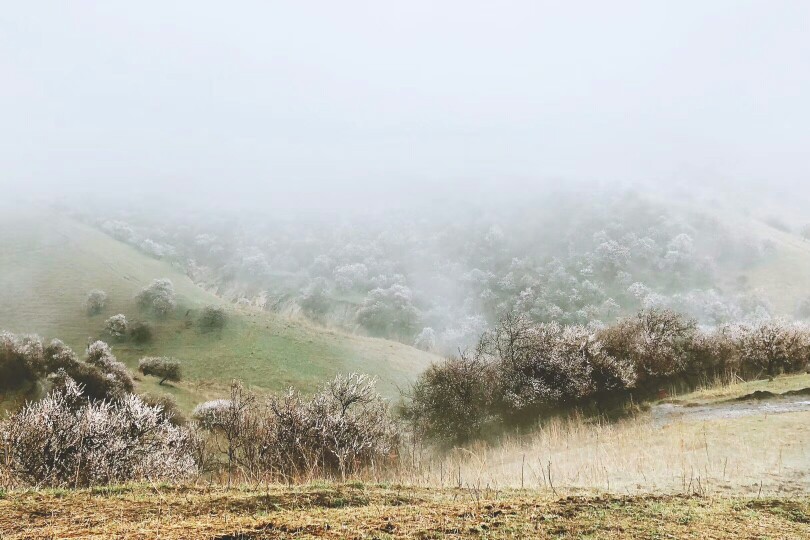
[0,332,133,401]
[405,309,810,444]
[193,374,398,481]
[1,378,196,487]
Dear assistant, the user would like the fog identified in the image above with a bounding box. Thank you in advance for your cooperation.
[2,1,809,210]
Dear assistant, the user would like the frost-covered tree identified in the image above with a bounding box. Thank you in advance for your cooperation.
[85,289,107,315]
[734,321,810,377]
[101,220,135,242]
[0,331,44,391]
[298,277,331,317]
[85,340,134,397]
[136,278,177,317]
[600,309,697,382]
[413,327,436,351]
[333,263,369,291]
[356,284,420,337]
[104,314,128,339]
[138,356,180,384]
[138,357,181,385]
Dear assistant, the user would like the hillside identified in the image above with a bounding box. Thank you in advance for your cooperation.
[0,210,438,408]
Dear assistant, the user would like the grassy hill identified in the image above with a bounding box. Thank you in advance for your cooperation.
[709,208,810,316]
[0,210,439,409]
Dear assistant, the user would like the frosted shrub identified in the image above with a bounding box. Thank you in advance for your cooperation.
[414,327,437,351]
[356,285,420,337]
[198,305,227,331]
[192,399,233,430]
[734,321,810,377]
[85,341,134,397]
[85,289,107,315]
[104,314,128,339]
[193,375,398,481]
[136,278,176,317]
[1,379,196,487]
[138,357,181,385]
[0,332,44,391]
[404,353,497,444]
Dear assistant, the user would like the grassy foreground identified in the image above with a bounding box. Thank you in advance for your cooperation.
[1,484,808,539]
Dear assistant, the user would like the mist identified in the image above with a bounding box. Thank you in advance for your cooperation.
[2,1,809,211]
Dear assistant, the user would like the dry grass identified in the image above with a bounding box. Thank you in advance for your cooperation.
[398,374,810,496]
[407,411,810,496]
[0,484,808,539]
[671,372,810,403]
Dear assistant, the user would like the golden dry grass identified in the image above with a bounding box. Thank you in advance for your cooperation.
[0,484,808,539]
[408,410,810,496]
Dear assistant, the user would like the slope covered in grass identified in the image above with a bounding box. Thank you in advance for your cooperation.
[0,210,438,406]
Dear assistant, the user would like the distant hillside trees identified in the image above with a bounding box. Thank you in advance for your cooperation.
[85,289,107,315]
[356,285,420,337]
[138,357,181,385]
[298,277,331,317]
[104,314,128,339]
[136,278,176,317]
[84,190,775,350]
[198,305,227,332]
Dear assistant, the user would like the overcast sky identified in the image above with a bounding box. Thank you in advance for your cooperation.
[1,1,808,208]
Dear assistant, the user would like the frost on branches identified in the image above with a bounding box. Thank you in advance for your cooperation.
[1,378,197,487]
[136,278,177,317]
[104,314,128,339]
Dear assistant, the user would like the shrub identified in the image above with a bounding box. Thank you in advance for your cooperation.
[193,375,398,481]
[0,332,43,391]
[198,305,227,332]
[413,327,437,351]
[104,314,128,339]
[85,341,134,397]
[136,279,176,317]
[1,378,196,487]
[600,309,697,383]
[138,357,181,385]
[140,393,186,426]
[298,278,331,317]
[85,290,107,315]
[129,321,153,344]
[356,285,420,338]
[404,353,497,445]
[734,321,810,377]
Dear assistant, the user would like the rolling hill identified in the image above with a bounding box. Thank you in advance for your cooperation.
[0,209,439,409]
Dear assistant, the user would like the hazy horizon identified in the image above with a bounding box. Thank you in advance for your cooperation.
[2,1,809,211]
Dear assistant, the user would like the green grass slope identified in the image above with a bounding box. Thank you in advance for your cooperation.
[709,210,810,316]
[0,211,438,408]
